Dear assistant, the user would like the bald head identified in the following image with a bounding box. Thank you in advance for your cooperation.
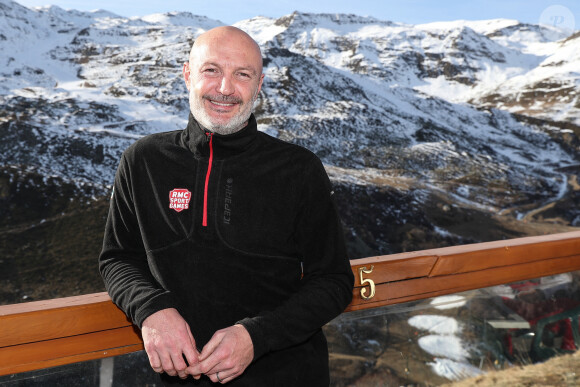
[183,26,265,135]
[189,26,263,75]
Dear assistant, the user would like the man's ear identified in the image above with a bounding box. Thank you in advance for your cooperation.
[183,62,191,90]
[254,73,265,101]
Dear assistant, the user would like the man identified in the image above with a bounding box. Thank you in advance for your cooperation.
[99,26,354,386]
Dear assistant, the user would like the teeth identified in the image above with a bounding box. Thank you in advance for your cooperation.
[212,101,234,106]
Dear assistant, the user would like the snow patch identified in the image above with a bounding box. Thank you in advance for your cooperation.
[419,335,469,361]
[409,315,461,335]
[428,357,484,381]
[430,295,467,310]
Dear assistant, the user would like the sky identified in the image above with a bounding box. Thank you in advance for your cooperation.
[13,0,580,30]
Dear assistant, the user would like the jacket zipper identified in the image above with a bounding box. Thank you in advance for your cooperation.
[202,132,214,227]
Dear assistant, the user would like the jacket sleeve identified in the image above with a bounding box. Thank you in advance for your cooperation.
[238,156,354,359]
[99,153,178,328]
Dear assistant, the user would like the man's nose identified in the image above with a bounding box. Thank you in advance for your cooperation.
[218,75,234,95]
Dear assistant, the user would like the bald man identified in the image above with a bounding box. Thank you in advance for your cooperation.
[99,26,354,386]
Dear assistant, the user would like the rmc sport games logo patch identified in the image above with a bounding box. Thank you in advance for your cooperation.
[169,188,191,212]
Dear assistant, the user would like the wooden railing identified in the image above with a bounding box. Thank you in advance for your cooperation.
[1,231,580,376]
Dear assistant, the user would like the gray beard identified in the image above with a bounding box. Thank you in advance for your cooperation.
[189,93,255,135]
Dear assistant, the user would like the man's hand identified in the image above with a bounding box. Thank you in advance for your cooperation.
[141,308,200,379]
[187,324,254,384]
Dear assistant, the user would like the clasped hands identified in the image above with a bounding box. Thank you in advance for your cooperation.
[142,308,254,384]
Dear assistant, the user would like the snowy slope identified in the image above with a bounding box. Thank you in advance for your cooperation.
[1,1,579,226]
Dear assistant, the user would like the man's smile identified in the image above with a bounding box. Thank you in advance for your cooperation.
[204,95,243,112]
[211,101,236,107]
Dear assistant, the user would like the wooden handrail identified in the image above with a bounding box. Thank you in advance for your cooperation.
[1,231,580,376]
[348,231,580,310]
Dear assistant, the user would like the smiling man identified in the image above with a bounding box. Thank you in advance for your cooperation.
[99,26,354,386]
[184,27,264,135]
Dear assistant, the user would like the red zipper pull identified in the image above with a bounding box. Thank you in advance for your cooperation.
[202,133,213,227]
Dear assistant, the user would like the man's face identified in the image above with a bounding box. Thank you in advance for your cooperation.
[183,29,264,135]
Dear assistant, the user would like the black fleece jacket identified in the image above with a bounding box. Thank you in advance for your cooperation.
[99,113,354,386]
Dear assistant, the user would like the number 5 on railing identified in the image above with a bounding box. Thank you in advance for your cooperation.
[358,265,375,300]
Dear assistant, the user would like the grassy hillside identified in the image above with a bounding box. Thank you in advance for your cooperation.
[1,165,579,305]
[444,348,580,387]
[0,166,109,304]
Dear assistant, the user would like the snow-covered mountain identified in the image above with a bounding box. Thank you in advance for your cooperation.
[1,0,579,254]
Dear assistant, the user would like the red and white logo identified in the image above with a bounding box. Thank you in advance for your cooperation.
[169,188,191,212]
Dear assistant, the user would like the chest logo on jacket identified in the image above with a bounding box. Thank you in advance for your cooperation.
[169,188,192,212]
[224,178,234,224]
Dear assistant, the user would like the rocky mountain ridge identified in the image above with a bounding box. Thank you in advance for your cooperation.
[1,0,579,263]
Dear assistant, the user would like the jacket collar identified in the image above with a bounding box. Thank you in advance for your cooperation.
[181,113,258,159]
